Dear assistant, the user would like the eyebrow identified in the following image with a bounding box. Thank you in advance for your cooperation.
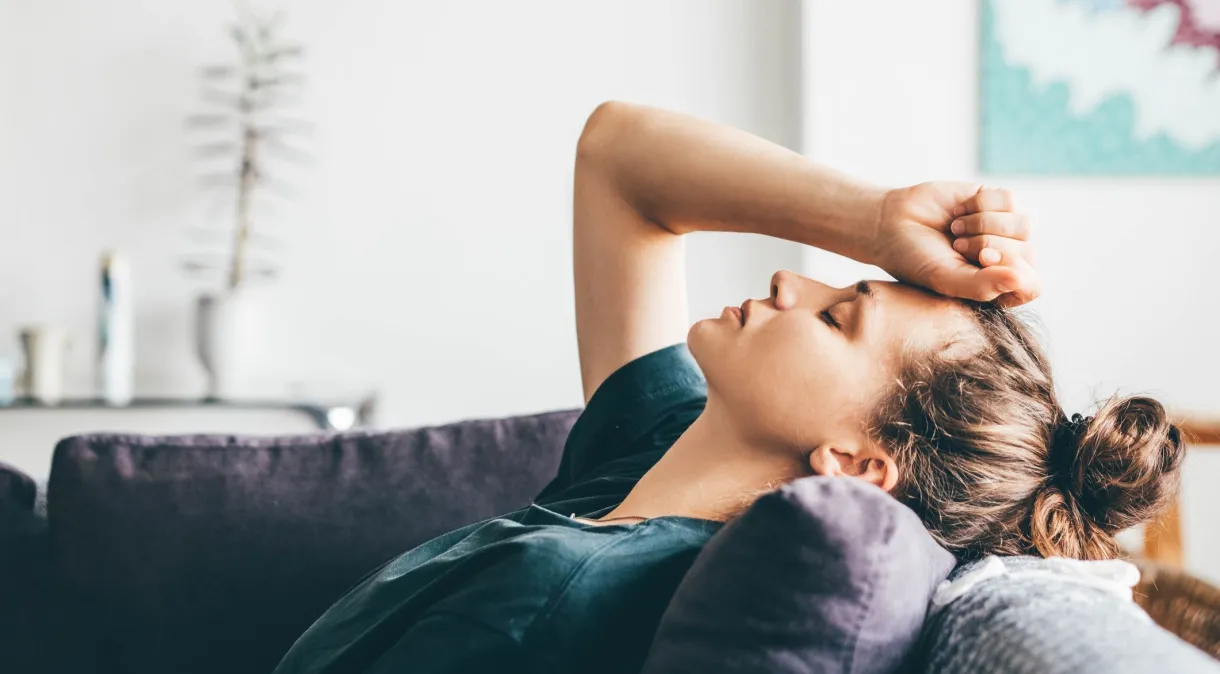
[850,280,875,338]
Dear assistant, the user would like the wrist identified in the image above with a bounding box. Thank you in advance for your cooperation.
[795,179,891,263]
[853,186,894,266]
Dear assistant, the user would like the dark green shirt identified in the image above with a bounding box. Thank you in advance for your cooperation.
[273,344,718,674]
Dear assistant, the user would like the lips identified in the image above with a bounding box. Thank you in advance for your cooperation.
[738,300,750,326]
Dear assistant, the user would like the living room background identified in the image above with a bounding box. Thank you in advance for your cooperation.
[0,0,804,425]
[2,0,1218,582]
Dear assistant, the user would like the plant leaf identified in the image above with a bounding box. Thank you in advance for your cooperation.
[199,88,244,108]
[199,173,238,187]
[185,113,235,129]
[194,142,239,158]
[260,137,311,165]
[251,73,305,88]
[229,24,249,47]
[187,228,284,248]
[262,44,305,62]
[253,175,299,199]
[255,116,313,134]
[200,65,237,79]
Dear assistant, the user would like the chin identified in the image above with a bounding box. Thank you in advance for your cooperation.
[685,319,722,376]
[686,318,714,352]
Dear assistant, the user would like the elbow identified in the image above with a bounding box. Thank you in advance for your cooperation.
[576,101,635,166]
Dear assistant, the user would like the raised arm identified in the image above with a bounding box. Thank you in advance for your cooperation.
[573,102,1037,400]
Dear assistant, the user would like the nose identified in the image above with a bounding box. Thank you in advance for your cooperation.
[770,270,845,311]
[770,270,803,311]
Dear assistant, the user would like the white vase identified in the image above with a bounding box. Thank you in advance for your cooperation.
[196,289,258,400]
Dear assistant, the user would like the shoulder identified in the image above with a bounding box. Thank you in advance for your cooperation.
[518,519,720,666]
[553,518,720,586]
[571,343,706,446]
[426,523,640,633]
[450,518,715,609]
[539,345,707,500]
[514,519,719,620]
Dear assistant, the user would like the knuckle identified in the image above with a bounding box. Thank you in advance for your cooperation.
[995,188,1017,210]
[995,216,1013,238]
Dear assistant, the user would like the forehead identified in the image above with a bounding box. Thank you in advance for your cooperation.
[870,281,975,356]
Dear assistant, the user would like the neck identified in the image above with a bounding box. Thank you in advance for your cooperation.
[603,398,806,522]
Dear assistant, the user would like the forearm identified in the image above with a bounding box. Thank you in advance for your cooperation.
[578,101,888,264]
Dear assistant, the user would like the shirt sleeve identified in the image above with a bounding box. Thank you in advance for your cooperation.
[535,344,706,502]
[364,613,529,674]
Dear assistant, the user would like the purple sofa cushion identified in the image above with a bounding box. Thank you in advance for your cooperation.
[46,409,578,674]
[642,477,956,674]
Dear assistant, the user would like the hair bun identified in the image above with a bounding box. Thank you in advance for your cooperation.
[1060,397,1185,533]
[1049,413,1090,475]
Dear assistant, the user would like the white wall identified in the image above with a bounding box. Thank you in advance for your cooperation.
[0,1,802,438]
[802,0,1220,582]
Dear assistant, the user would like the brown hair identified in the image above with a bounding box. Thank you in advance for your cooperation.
[872,303,1185,562]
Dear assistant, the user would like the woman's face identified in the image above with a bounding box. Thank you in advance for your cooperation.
[688,270,973,459]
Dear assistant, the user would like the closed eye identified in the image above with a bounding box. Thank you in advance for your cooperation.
[820,308,841,330]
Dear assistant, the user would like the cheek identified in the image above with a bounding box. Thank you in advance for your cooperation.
[723,316,867,443]
[756,314,837,372]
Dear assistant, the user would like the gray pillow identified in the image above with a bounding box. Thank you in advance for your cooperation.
[922,556,1220,674]
[641,477,955,674]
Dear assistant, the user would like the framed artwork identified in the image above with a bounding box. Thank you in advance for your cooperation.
[981,0,1220,175]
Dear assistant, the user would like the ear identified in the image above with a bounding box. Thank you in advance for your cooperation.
[808,443,899,493]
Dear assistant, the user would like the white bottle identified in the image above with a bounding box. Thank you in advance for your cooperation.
[98,251,134,406]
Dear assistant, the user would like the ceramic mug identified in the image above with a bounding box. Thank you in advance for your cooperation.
[19,325,69,405]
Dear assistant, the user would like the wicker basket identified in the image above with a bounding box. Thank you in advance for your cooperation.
[1134,561,1220,660]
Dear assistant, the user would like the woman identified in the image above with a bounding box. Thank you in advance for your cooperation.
[274,103,1182,674]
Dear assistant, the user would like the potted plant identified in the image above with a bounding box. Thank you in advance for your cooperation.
[186,7,307,399]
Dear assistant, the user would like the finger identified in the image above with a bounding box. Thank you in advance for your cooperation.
[1003,260,1043,307]
[988,259,1043,308]
[930,260,1039,304]
[926,181,985,211]
[952,186,1018,217]
[951,235,1032,267]
[930,264,1017,302]
[996,276,1042,308]
[949,211,1032,240]
[997,290,1032,309]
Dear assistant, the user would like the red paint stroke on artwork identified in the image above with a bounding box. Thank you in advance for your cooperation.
[1129,0,1220,67]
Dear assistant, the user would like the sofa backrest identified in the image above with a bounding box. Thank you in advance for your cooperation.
[0,461,36,515]
[45,409,578,674]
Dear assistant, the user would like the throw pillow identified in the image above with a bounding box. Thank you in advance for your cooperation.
[641,476,955,674]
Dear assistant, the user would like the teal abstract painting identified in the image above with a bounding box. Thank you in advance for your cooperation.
[981,0,1220,175]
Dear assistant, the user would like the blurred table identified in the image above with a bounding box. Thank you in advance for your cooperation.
[1144,417,1220,584]
[0,395,377,482]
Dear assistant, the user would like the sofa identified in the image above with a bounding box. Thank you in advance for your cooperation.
[1,410,1216,674]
